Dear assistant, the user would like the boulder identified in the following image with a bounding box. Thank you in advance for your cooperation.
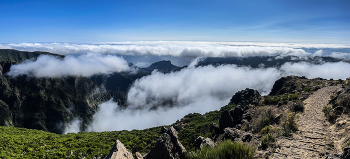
[269,76,303,96]
[326,146,350,159]
[211,122,222,135]
[195,136,215,150]
[223,127,254,142]
[341,147,350,159]
[229,88,261,106]
[144,126,187,159]
[135,152,143,159]
[229,107,244,122]
[105,140,134,159]
[219,110,234,130]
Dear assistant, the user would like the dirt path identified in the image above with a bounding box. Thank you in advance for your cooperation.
[273,86,339,159]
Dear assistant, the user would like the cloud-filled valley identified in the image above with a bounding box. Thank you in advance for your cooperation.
[67,60,350,133]
[2,42,350,134]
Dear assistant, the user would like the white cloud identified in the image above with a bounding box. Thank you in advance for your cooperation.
[2,41,349,58]
[328,52,350,60]
[84,61,350,132]
[7,53,132,77]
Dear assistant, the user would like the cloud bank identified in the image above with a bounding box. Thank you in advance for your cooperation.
[2,41,350,59]
[7,53,132,77]
[69,61,350,133]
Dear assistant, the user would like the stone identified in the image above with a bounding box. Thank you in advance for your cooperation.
[341,146,350,159]
[223,127,254,143]
[229,88,261,106]
[135,152,143,159]
[332,106,344,114]
[219,110,234,130]
[195,136,215,150]
[211,122,222,135]
[144,126,187,159]
[229,107,244,122]
[105,140,134,159]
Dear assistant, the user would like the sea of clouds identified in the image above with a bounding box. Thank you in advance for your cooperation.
[67,60,350,133]
[1,41,349,133]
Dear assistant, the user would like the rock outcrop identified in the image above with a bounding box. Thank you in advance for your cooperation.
[223,127,255,143]
[269,76,305,95]
[229,88,261,106]
[326,147,350,159]
[219,110,234,130]
[144,126,186,159]
[135,152,143,159]
[195,136,215,150]
[105,140,134,159]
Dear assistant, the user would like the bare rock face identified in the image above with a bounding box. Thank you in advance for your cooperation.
[160,126,168,134]
[223,127,255,143]
[269,76,304,96]
[219,110,234,130]
[229,88,261,106]
[144,126,187,159]
[0,61,18,74]
[326,147,350,159]
[105,140,134,159]
[135,152,143,159]
[195,136,215,150]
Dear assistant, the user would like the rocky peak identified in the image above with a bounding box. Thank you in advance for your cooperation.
[144,126,187,159]
[105,140,134,159]
[269,76,307,95]
[229,88,261,106]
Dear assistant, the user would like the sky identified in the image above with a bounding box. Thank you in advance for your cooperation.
[1,0,350,43]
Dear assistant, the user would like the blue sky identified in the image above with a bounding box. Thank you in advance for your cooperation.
[1,0,350,43]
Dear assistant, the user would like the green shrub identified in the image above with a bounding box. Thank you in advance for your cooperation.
[261,133,275,150]
[259,126,270,135]
[187,140,255,159]
[302,87,315,92]
[251,107,274,133]
[291,102,304,112]
[281,112,298,136]
[263,96,280,105]
[322,106,337,122]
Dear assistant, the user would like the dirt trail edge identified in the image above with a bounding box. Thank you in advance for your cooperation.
[273,86,339,159]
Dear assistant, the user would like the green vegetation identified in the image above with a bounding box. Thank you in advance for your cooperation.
[291,102,304,112]
[302,87,315,92]
[251,107,274,133]
[187,140,255,159]
[177,104,236,152]
[263,93,299,105]
[281,112,298,136]
[0,49,64,63]
[322,106,337,122]
[259,126,270,135]
[260,133,275,150]
[0,126,161,158]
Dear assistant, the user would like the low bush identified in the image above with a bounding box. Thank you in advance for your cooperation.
[322,106,337,122]
[259,126,270,135]
[302,87,315,92]
[251,107,274,133]
[261,133,275,150]
[187,140,255,159]
[291,102,304,112]
[281,112,298,136]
